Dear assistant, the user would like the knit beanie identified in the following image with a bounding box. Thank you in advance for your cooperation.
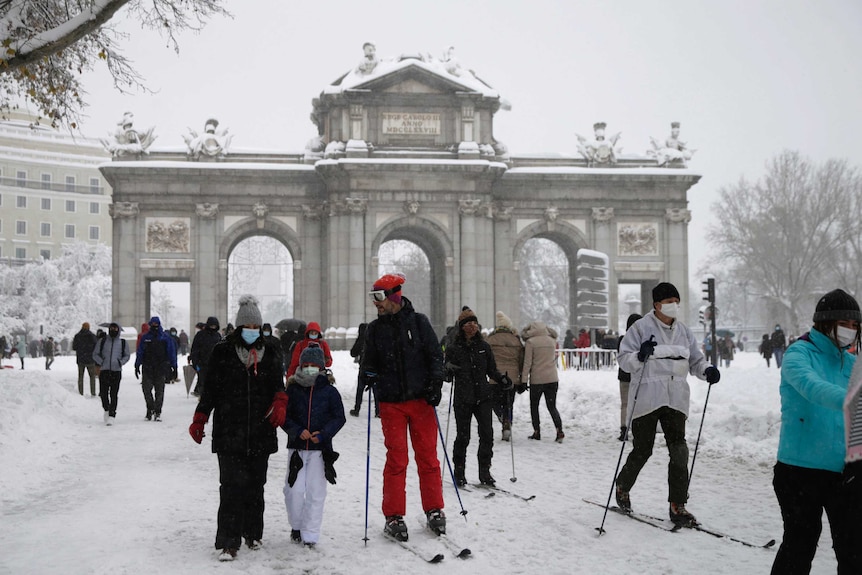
[626,313,642,330]
[300,345,326,369]
[82,322,90,330]
[813,289,861,322]
[652,282,681,303]
[235,295,263,327]
[458,307,478,328]
[495,311,514,330]
[372,273,406,304]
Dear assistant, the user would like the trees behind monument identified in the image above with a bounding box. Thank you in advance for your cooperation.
[707,150,862,333]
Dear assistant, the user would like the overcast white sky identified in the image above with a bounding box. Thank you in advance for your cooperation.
[74,0,862,287]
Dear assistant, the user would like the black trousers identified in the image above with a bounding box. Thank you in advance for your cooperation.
[771,462,856,574]
[140,370,165,415]
[215,452,270,549]
[99,370,122,417]
[529,382,562,432]
[616,406,689,503]
[452,400,494,472]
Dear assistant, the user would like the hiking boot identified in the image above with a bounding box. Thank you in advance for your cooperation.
[145,410,152,421]
[426,508,446,535]
[218,548,238,561]
[669,502,697,526]
[501,428,511,441]
[349,408,359,417]
[618,426,627,441]
[290,529,302,543]
[384,515,408,541]
[244,538,262,550]
[615,485,632,513]
[479,468,496,486]
[528,431,541,440]
[555,429,565,443]
[454,466,467,487]
[153,413,162,422]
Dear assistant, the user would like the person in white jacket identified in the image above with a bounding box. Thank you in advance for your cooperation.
[614,282,721,526]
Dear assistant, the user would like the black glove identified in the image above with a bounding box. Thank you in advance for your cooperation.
[134,366,140,379]
[500,373,514,390]
[287,450,304,487]
[515,383,528,395]
[323,450,339,485]
[424,380,443,407]
[637,335,657,362]
[705,366,721,384]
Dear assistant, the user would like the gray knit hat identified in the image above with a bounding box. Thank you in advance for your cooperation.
[300,345,325,369]
[235,294,263,327]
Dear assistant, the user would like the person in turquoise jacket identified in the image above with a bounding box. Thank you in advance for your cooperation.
[772,288,861,575]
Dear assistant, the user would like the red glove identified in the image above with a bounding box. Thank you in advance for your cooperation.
[268,391,288,427]
[189,412,208,444]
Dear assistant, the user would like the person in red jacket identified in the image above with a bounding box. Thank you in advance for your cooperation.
[286,322,333,377]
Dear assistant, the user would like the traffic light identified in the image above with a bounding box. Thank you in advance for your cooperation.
[702,277,715,303]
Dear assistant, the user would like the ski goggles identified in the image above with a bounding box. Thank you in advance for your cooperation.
[368,285,401,302]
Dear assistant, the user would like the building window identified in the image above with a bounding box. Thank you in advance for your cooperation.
[89,226,99,240]
[89,177,100,194]
[65,175,76,193]
[66,200,76,212]
[89,202,100,214]
[65,224,75,238]
[16,170,26,187]
[41,197,51,210]
[40,222,51,237]
[16,220,26,235]
[40,249,51,260]
[17,195,26,208]
[41,173,52,190]
[15,247,26,259]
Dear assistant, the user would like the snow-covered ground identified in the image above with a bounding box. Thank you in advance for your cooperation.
[0,349,840,574]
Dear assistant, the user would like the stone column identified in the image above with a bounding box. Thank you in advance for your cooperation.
[459,199,482,309]
[300,203,325,327]
[109,201,140,328]
[492,204,516,324]
[346,198,368,330]
[194,202,220,328]
[665,207,692,321]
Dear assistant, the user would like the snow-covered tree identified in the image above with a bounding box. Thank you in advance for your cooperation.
[0,0,228,128]
[519,238,569,337]
[707,151,862,333]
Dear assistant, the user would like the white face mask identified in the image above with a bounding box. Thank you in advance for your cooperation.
[836,325,858,348]
[308,333,319,340]
[300,366,320,376]
[659,302,680,319]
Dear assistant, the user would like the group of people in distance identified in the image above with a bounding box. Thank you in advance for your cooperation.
[176,274,860,574]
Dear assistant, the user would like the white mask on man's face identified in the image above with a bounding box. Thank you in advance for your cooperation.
[659,302,680,318]
[836,325,858,348]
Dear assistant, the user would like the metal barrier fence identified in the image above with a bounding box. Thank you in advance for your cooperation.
[558,348,617,371]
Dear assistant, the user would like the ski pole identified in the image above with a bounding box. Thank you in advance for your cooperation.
[433,406,468,521]
[686,378,714,494]
[363,384,372,546]
[508,388,517,482]
[597,338,653,536]
[442,381,454,482]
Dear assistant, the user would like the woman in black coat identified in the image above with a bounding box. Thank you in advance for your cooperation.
[188,295,287,562]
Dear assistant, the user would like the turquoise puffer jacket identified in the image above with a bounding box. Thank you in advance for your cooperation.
[777,328,856,472]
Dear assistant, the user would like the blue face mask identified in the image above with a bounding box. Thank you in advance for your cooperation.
[241,328,260,345]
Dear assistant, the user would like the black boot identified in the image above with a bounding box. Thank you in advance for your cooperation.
[618,426,627,441]
[479,467,496,486]
[454,466,467,487]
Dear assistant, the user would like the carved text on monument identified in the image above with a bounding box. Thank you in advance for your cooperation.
[381,113,441,135]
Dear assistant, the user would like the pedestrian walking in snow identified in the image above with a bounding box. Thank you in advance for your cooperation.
[282,346,346,547]
[771,324,787,369]
[189,316,221,397]
[188,295,288,562]
[615,282,720,527]
[486,311,524,442]
[360,273,446,541]
[286,321,333,377]
[178,329,189,355]
[718,334,735,368]
[44,337,55,370]
[92,323,130,425]
[759,334,773,367]
[72,322,97,396]
[771,289,860,574]
[521,320,565,442]
[134,317,177,421]
[445,307,512,487]
[616,314,642,441]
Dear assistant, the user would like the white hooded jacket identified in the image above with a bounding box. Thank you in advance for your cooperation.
[617,311,710,421]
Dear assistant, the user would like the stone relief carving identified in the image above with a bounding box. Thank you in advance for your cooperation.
[183,118,232,159]
[301,204,326,220]
[491,203,513,221]
[576,122,622,166]
[648,122,696,167]
[665,208,692,223]
[618,222,658,256]
[109,202,139,219]
[458,199,483,216]
[344,198,368,214]
[252,202,268,219]
[195,203,219,219]
[544,206,559,222]
[146,218,190,253]
[403,200,421,215]
[592,207,615,222]
[99,112,156,157]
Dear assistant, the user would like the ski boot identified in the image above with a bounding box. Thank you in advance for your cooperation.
[454,466,467,487]
[290,529,302,543]
[555,428,565,443]
[426,508,446,535]
[615,485,632,513]
[669,502,697,527]
[384,515,408,542]
[479,468,496,487]
[528,430,541,440]
[502,421,512,442]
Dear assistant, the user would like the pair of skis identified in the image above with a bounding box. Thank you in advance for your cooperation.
[583,499,776,549]
[463,482,536,502]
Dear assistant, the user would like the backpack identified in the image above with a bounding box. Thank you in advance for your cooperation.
[99,337,126,363]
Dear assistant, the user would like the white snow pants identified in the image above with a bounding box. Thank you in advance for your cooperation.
[283,449,327,544]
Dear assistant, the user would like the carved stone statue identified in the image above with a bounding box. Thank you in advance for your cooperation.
[183,118,232,159]
[442,45,462,77]
[356,42,379,75]
[648,122,695,167]
[576,122,622,166]
[100,112,156,157]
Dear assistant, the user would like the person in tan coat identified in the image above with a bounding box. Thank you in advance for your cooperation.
[521,321,564,442]
[487,311,524,441]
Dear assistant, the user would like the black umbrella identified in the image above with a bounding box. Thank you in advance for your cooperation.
[276,318,305,333]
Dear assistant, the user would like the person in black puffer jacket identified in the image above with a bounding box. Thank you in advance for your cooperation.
[188,295,288,562]
[189,316,222,397]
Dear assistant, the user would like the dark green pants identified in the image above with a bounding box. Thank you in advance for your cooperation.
[616,406,689,503]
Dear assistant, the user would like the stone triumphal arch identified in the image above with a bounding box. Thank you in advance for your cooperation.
[101,48,700,339]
